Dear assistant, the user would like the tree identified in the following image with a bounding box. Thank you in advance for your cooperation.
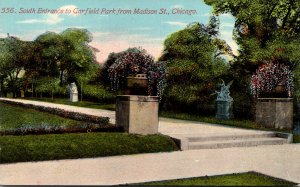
[159,19,231,115]
[204,0,300,71]
[0,35,32,97]
[59,28,97,85]
[22,28,98,98]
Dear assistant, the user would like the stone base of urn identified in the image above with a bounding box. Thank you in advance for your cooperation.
[216,100,233,119]
[256,98,293,130]
[116,95,159,135]
[70,93,78,102]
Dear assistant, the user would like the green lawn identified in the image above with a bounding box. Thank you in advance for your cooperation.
[0,102,82,130]
[0,102,178,163]
[0,132,179,164]
[135,172,297,186]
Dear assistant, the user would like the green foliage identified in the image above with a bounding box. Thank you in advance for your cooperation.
[205,0,300,119]
[206,0,300,69]
[59,28,97,83]
[137,172,296,186]
[34,77,65,95]
[0,36,33,97]
[159,20,230,115]
[0,28,99,99]
[83,84,116,103]
[0,133,179,163]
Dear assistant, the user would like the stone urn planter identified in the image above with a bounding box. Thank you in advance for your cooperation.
[116,95,159,135]
[116,74,160,135]
[125,74,148,95]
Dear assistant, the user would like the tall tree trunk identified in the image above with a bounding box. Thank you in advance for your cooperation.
[31,83,34,98]
[60,70,64,86]
[81,79,83,102]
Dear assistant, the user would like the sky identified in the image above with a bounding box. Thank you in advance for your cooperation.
[0,0,237,63]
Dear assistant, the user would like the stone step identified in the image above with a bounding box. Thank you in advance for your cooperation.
[187,132,276,142]
[188,137,287,150]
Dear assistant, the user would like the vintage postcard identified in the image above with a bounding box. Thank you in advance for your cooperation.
[0,0,299,186]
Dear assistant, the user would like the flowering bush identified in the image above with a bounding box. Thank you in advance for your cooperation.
[108,47,167,98]
[250,62,294,98]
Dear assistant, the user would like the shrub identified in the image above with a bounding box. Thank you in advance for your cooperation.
[82,84,116,103]
[250,62,294,98]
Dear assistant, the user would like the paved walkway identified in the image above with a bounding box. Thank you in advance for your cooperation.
[0,144,299,185]
[0,98,300,185]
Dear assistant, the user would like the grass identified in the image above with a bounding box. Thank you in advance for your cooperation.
[134,172,297,186]
[22,97,116,110]
[0,132,179,164]
[0,102,82,130]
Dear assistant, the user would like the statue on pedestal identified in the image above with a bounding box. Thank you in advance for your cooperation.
[67,82,78,102]
[215,80,233,102]
[215,80,234,119]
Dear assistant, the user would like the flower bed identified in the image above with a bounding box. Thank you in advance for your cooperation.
[0,123,121,136]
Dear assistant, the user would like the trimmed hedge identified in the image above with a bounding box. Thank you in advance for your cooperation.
[0,133,179,163]
[0,100,109,125]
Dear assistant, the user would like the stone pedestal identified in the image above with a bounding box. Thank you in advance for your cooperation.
[70,93,78,102]
[116,95,159,135]
[256,98,293,129]
[216,100,233,119]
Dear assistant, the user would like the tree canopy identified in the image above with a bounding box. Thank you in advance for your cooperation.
[159,18,231,114]
[0,28,98,97]
[205,0,300,69]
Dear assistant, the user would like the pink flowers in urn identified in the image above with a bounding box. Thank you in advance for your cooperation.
[250,62,294,98]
